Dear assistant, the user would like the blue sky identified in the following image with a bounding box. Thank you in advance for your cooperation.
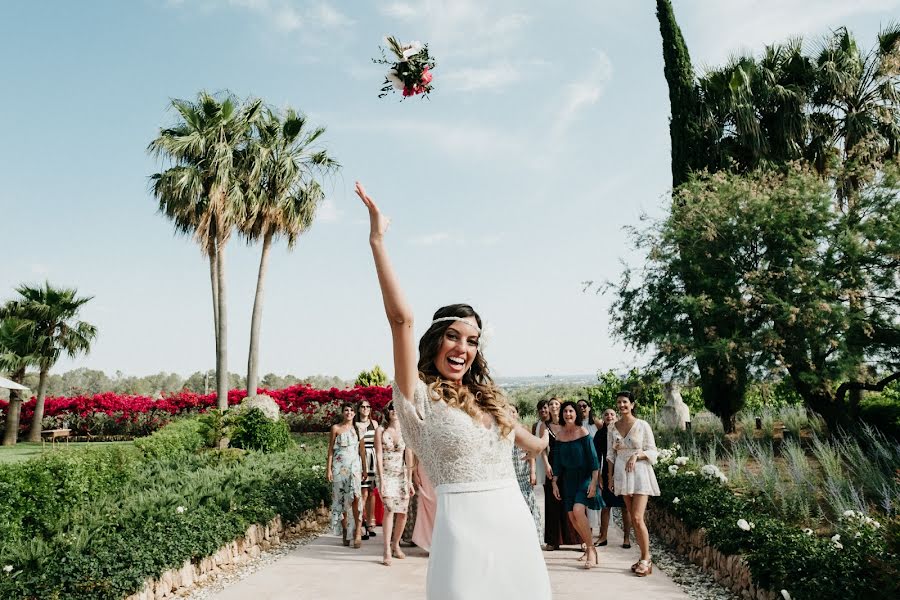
[1,0,897,381]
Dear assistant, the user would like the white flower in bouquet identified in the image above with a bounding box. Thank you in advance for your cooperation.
[684,470,696,476]
[386,68,404,90]
[668,465,679,475]
[717,473,728,484]
[831,533,843,549]
[737,519,751,531]
[176,506,186,514]
[674,456,689,466]
[842,510,857,518]
[401,41,422,60]
[3,565,12,574]
[673,497,680,504]
[803,528,813,536]
[781,591,792,600]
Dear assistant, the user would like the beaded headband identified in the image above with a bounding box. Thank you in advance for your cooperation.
[430,316,481,333]
[430,316,493,351]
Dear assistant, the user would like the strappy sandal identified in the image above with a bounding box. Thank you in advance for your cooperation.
[392,546,406,559]
[583,547,598,570]
[382,553,392,566]
[635,559,653,577]
[631,561,640,572]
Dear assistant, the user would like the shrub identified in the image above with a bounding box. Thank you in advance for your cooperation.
[133,418,205,460]
[228,408,293,453]
[860,394,900,440]
[0,445,330,600]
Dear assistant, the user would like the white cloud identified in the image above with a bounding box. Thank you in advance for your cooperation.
[171,0,352,33]
[316,198,343,223]
[550,51,613,141]
[685,0,900,66]
[410,232,451,246]
[378,1,419,19]
[441,63,522,92]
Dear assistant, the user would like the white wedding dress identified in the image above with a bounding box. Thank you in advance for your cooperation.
[394,380,552,600]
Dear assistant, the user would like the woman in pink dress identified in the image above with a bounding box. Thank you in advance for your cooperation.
[412,462,437,552]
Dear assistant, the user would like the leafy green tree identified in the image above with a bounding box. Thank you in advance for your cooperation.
[611,163,899,429]
[354,365,389,387]
[1,283,97,442]
[242,106,338,397]
[149,91,262,410]
[0,316,40,445]
[655,0,751,430]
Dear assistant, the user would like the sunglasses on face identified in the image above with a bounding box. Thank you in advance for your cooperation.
[360,405,371,408]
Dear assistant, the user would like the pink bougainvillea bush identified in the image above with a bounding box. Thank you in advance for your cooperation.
[0,384,393,437]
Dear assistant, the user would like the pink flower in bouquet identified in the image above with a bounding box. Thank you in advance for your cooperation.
[421,66,433,85]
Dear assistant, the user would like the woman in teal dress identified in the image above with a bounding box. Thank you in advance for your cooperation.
[551,400,603,569]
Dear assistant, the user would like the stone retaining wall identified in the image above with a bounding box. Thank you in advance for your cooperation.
[647,504,778,600]
[124,505,330,600]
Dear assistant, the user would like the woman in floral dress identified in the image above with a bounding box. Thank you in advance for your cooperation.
[375,403,415,565]
[327,402,368,548]
[510,404,542,543]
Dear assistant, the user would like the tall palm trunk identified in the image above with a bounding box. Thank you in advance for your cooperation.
[210,243,220,351]
[247,229,274,398]
[216,240,229,411]
[2,366,26,446]
[25,368,49,442]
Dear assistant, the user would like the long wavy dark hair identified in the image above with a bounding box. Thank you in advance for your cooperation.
[417,303,515,437]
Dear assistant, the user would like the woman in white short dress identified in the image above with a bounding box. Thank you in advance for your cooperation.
[357,182,552,600]
[607,391,660,577]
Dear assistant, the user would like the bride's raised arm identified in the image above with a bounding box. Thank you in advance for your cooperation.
[356,182,418,401]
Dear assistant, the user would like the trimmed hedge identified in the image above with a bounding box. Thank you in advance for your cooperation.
[0,420,329,600]
[656,452,898,600]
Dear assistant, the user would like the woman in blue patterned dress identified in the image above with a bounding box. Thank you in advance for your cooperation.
[509,404,542,543]
[327,402,368,548]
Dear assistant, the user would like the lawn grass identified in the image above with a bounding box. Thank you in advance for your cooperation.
[0,441,134,464]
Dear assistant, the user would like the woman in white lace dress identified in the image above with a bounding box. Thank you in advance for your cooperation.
[356,182,552,600]
[607,391,660,577]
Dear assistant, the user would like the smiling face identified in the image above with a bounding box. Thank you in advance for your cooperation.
[538,403,550,422]
[434,319,480,382]
[562,404,578,425]
[577,400,590,420]
[616,395,635,418]
[358,401,372,421]
[341,404,355,423]
[548,399,561,419]
[602,408,617,425]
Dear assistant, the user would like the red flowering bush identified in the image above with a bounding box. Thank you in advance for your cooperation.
[0,384,392,438]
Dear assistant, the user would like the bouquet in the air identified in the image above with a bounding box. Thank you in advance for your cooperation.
[374,35,435,99]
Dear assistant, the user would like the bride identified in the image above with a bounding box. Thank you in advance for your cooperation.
[356,182,552,599]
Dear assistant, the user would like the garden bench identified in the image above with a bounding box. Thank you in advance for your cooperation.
[40,428,71,446]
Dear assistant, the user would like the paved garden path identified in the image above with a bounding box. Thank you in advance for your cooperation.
[209,519,689,600]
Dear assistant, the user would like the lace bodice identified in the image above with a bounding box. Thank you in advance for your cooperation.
[393,379,515,488]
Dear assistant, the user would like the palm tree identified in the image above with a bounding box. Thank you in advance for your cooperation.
[148,91,262,410]
[2,283,96,442]
[241,107,339,397]
[811,26,900,206]
[0,315,40,446]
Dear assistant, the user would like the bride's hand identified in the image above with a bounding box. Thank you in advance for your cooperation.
[355,181,390,242]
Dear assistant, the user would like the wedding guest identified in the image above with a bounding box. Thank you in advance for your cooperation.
[593,408,631,548]
[375,403,415,565]
[551,401,603,569]
[399,450,419,547]
[327,402,368,548]
[532,400,550,487]
[542,397,580,550]
[354,399,380,539]
[510,404,542,543]
[577,399,599,436]
[608,391,660,577]
[411,460,437,553]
